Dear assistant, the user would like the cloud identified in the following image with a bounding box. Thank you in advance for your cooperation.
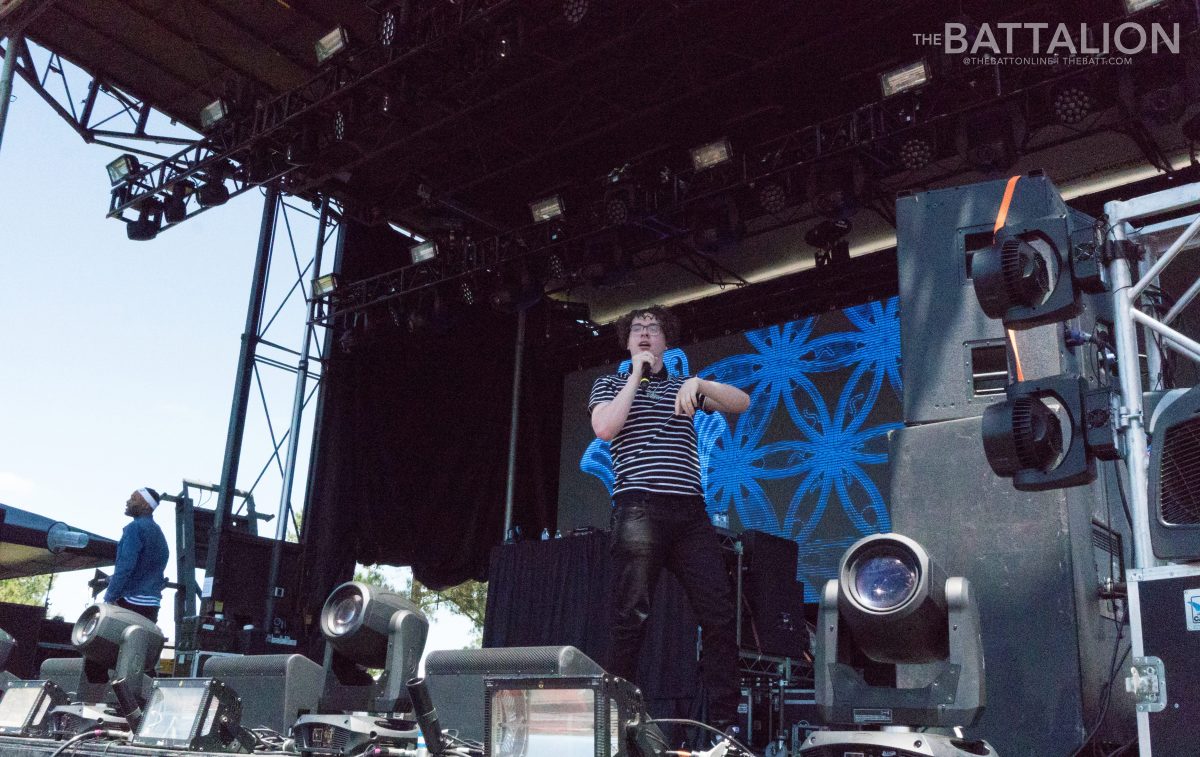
[0,471,35,501]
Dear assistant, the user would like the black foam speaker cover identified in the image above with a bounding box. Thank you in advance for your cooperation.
[202,653,324,735]
[739,530,806,658]
[1148,386,1200,560]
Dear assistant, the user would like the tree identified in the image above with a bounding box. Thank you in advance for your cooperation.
[353,565,486,647]
[0,573,53,607]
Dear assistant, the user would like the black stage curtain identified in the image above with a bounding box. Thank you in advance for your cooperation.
[302,222,562,633]
[483,533,702,720]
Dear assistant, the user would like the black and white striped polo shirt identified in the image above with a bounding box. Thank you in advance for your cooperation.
[588,369,705,497]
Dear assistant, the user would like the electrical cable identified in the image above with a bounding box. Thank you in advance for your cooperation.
[1068,614,1130,757]
[648,718,753,756]
[47,729,128,757]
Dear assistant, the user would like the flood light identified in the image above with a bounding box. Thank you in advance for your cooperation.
[0,680,70,737]
[690,138,732,172]
[107,155,140,186]
[132,678,242,752]
[529,195,565,223]
[315,26,350,65]
[880,60,930,98]
[410,241,438,264]
[199,99,229,131]
[312,273,339,298]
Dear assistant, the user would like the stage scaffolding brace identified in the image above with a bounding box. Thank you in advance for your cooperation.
[201,185,337,628]
[0,32,20,157]
[1103,181,1200,757]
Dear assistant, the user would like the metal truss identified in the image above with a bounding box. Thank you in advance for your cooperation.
[201,188,340,634]
[99,0,560,228]
[1104,183,1200,571]
[0,36,197,159]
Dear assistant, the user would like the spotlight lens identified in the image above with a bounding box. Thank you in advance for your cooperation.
[329,593,363,635]
[853,552,918,611]
[80,614,100,639]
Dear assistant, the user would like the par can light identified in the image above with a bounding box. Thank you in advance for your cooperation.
[0,680,69,738]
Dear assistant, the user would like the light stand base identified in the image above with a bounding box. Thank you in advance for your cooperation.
[798,729,997,757]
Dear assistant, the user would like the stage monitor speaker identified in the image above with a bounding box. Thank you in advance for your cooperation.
[201,653,324,736]
[887,416,1133,756]
[738,530,807,659]
[39,656,111,706]
[1147,386,1200,560]
[424,645,604,744]
[895,172,1097,424]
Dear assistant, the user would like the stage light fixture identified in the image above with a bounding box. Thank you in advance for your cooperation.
[1119,57,1188,127]
[126,199,163,242]
[312,273,339,298]
[410,240,438,264]
[460,280,475,306]
[563,0,590,25]
[806,156,865,220]
[492,18,524,62]
[197,178,230,208]
[880,59,929,98]
[690,137,732,172]
[690,193,743,254]
[1052,84,1096,125]
[163,181,192,225]
[485,676,665,757]
[956,105,1025,173]
[757,180,787,213]
[199,98,229,131]
[106,154,140,186]
[71,604,164,687]
[1123,0,1167,12]
[131,678,242,752]
[604,194,629,226]
[315,26,350,65]
[529,194,564,223]
[547,253,566,280]
[898,135,934,170]
[378,1,412,47]
[803,533,994,757]
[980,375,1097,491]
[315,580,428,714]
[0,680,70,738]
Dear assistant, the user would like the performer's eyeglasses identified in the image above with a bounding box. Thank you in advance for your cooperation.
[630,324,663,335]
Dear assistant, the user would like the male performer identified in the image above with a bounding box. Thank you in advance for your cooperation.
[104,487,169,623]
[588,305,750,735]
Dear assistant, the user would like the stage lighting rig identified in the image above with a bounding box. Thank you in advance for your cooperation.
[690,138,733,172]
[45,603,165,735]
[200,98,229,131]
[312,580,428,715]
[293,582,427,755]
[880,60,930,98]
[955,104,1026,174]
[106,154,140,186]
[130,678,243,752]
[0,680,70,738]
[970,178,1105,329]
[126,199,163,242]
[316,26,351,65]
[529,194,565,223]
[801,533,995,757]
[410,240,439,264]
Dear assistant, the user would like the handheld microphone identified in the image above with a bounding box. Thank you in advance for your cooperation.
[638,362,652,391]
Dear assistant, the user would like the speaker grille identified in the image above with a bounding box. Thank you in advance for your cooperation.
[1160,416,1200,525]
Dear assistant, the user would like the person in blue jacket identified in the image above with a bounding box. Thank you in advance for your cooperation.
[104,487,169,623]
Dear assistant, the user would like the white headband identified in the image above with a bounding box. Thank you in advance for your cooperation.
[138,488,159,510]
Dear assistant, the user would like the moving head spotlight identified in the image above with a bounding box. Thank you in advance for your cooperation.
[802,533,996,757]
[43,603,164,735]
[293,582,428,755]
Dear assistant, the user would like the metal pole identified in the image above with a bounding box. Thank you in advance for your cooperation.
[205,185,280,608]
[1105,216,1158,570]
[502,309,526,540]
[0,34,22,158]
[263,196,330,631]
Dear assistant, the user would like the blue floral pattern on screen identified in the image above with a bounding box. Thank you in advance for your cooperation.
[580,297,902,600]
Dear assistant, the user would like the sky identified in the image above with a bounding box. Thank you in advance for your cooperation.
[0,46,474,657]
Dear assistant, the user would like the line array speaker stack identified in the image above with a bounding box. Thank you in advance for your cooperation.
[891,173,1133,756]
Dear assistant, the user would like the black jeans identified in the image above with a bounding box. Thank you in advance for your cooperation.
[608,491,739,725]
[116,598,160,623]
